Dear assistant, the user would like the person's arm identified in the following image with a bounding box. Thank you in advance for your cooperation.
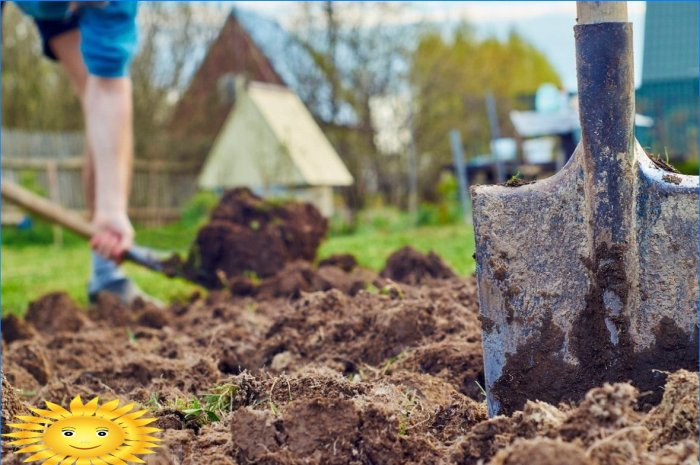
[85,76,134,260]
[78,1,138,261]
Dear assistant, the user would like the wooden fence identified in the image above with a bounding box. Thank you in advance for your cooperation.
[2,156,200,227]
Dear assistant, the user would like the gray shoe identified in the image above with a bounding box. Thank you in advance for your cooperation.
[88,278,162,307]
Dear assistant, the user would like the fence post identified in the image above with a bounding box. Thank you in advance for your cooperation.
[449,129,470,223]
[148,162,159,227]
[46,159,63,247]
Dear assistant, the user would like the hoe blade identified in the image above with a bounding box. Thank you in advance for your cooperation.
[472,15,699,416]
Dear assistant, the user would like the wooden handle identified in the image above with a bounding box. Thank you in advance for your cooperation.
[577,2,627,24]
[1,179,97,238]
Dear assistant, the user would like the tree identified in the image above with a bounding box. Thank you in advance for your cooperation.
[1,3,222,159]
[286,2,413,210]
[131,3,222,159]
[410,25,562,200]
[1,4,82,131]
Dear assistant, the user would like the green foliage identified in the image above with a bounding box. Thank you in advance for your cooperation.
[411,24,562,198]
[1,4,83,131]
[179,191,219,228]
[180,383,240,424]
[674,158,699,176]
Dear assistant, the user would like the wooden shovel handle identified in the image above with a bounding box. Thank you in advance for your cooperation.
[577,2,627,24]
[1,179,98,239]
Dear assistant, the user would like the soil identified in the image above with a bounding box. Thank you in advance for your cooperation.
[380,246,456,285]
[2,245,697,464]
[503,177,535,188]
[170,188,329,288]
[647,152,680,174]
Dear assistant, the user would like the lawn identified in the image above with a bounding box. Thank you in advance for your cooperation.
[2,222,475,317]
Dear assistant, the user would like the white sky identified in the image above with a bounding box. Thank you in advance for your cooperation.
[234,1,646,27]
[231,1,647,89]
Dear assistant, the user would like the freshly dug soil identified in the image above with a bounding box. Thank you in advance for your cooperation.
[177,188,328,288]
[380,246,457,285]
[2,249,697,465]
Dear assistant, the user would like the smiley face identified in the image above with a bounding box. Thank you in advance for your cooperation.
[43,416,126,458]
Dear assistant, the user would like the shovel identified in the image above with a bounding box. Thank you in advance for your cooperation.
[2,179,175,275]
[471,2,698,416]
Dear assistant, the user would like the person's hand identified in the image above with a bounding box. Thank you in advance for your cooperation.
[91,210,134,262]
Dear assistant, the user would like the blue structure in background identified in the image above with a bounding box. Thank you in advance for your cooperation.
[635,2,699,159]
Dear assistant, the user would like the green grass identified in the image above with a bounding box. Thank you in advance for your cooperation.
[2,221,475,317]
[319,223,474,275]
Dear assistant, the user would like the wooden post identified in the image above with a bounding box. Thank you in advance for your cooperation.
[46,159,63,247]
[148,162,159,227]
[576,2,627,24]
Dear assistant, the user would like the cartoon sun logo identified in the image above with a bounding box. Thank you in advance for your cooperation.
[3,395,161,464]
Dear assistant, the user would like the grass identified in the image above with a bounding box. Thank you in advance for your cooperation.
[2,215,475,317]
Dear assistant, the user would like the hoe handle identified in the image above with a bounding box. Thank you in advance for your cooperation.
[2,179,97,238]
[577,2,627,24]
[2,179,166,272]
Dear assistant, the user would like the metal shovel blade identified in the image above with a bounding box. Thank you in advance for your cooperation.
[472,19,699,416]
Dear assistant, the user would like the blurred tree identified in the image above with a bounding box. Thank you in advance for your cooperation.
[410,25,561,200]
[287,2,413,211]
[131,3,221,159]
[1,4,83,130]
[1,3,221,158]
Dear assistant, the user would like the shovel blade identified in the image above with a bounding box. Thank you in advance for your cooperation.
[472,142,698,416]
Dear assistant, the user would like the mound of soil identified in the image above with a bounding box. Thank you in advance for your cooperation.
[381,246,457,285]
[2,248,697,465]
[181,188,328,288]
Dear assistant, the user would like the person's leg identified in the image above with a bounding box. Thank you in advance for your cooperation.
[47,28,130,300]
[46,29,93,211]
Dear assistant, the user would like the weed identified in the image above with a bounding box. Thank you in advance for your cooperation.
[504,171,533,187]
[397,388,429,437]
[475,380,487,400]
[17,389,36,398]
[365,283,380,294]
[380,283,404,299]
[243,270,262,286]
[182,397,216,423]
[380,351,408,375]
[177,383,241,424]
[144,393,163,412]
[126,329,137,346]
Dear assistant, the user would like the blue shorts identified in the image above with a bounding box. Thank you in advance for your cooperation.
[16,2,138,78]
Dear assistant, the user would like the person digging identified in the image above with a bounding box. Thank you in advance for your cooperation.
[5,1,155,304]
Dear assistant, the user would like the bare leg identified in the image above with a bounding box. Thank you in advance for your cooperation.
[46,30,95,214]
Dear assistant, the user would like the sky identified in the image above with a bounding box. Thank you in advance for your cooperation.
[232,1,648,90]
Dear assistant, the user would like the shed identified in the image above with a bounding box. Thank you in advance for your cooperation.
[198,79,353,217]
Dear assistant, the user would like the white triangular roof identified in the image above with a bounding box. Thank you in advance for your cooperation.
[199,81,353,189]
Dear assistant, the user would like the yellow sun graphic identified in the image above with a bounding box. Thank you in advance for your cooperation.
[3,395,161,464]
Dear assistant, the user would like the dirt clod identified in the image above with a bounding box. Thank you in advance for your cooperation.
[490,438,593,465]
[183,188,328,288]
[1,314,37,344]
[381,246,456,285]
[25,292,88,333]
[2,373,28,434]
